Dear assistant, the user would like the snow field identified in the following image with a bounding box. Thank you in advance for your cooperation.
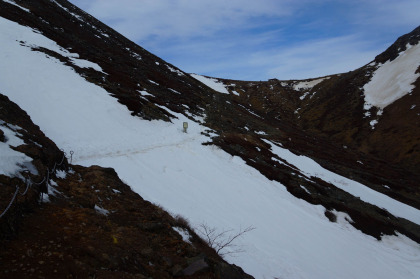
[1,16,420,279]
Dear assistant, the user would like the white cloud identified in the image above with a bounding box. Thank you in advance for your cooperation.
[256,35,381,80]
[351,0,420,28]
[165,35,380,81]
[74,0,298,41]
[68,0,420,80]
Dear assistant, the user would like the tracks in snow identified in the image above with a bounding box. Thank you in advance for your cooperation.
[73,135,201,164]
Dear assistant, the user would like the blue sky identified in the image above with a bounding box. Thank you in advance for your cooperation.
[68,0,420,81]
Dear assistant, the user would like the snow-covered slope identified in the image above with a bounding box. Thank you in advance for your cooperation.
[364,43,420,109]
[1,14,420,279]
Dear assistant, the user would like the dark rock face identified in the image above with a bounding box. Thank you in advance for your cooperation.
[0,128,4,142]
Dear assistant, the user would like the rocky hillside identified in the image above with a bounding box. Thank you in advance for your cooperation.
[0,0,419,278]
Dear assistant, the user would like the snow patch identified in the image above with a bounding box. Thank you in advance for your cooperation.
[166,65,184,76]
[300,185,311,194]
[168,88,181,94]
[94,204,109,215]
[255,131,267,135]
[0,124,34,177]
[370,120,378,129]
[2,0,30,12]
[173,227,192,243]
[190,74,229,94]
[363,43,420,109]
[293,77,330,91]
[41,179,61,202]
[55,170,67,179]
[299,92,310,100]
[138,90,153,97]
[50,0,84,21]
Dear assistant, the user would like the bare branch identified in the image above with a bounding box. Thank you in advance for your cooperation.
[197,223,255,257]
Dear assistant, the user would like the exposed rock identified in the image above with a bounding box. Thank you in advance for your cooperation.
[324,210,337,223]
[137,222,166,232]
[214,262,254,279]
[182,257,209,276]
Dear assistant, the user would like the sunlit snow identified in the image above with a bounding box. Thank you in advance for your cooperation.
[364,43,420,109]
[190,73,230,94]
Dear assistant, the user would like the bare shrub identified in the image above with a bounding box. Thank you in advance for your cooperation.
[196,223,255,257]
[174,214,191,229]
